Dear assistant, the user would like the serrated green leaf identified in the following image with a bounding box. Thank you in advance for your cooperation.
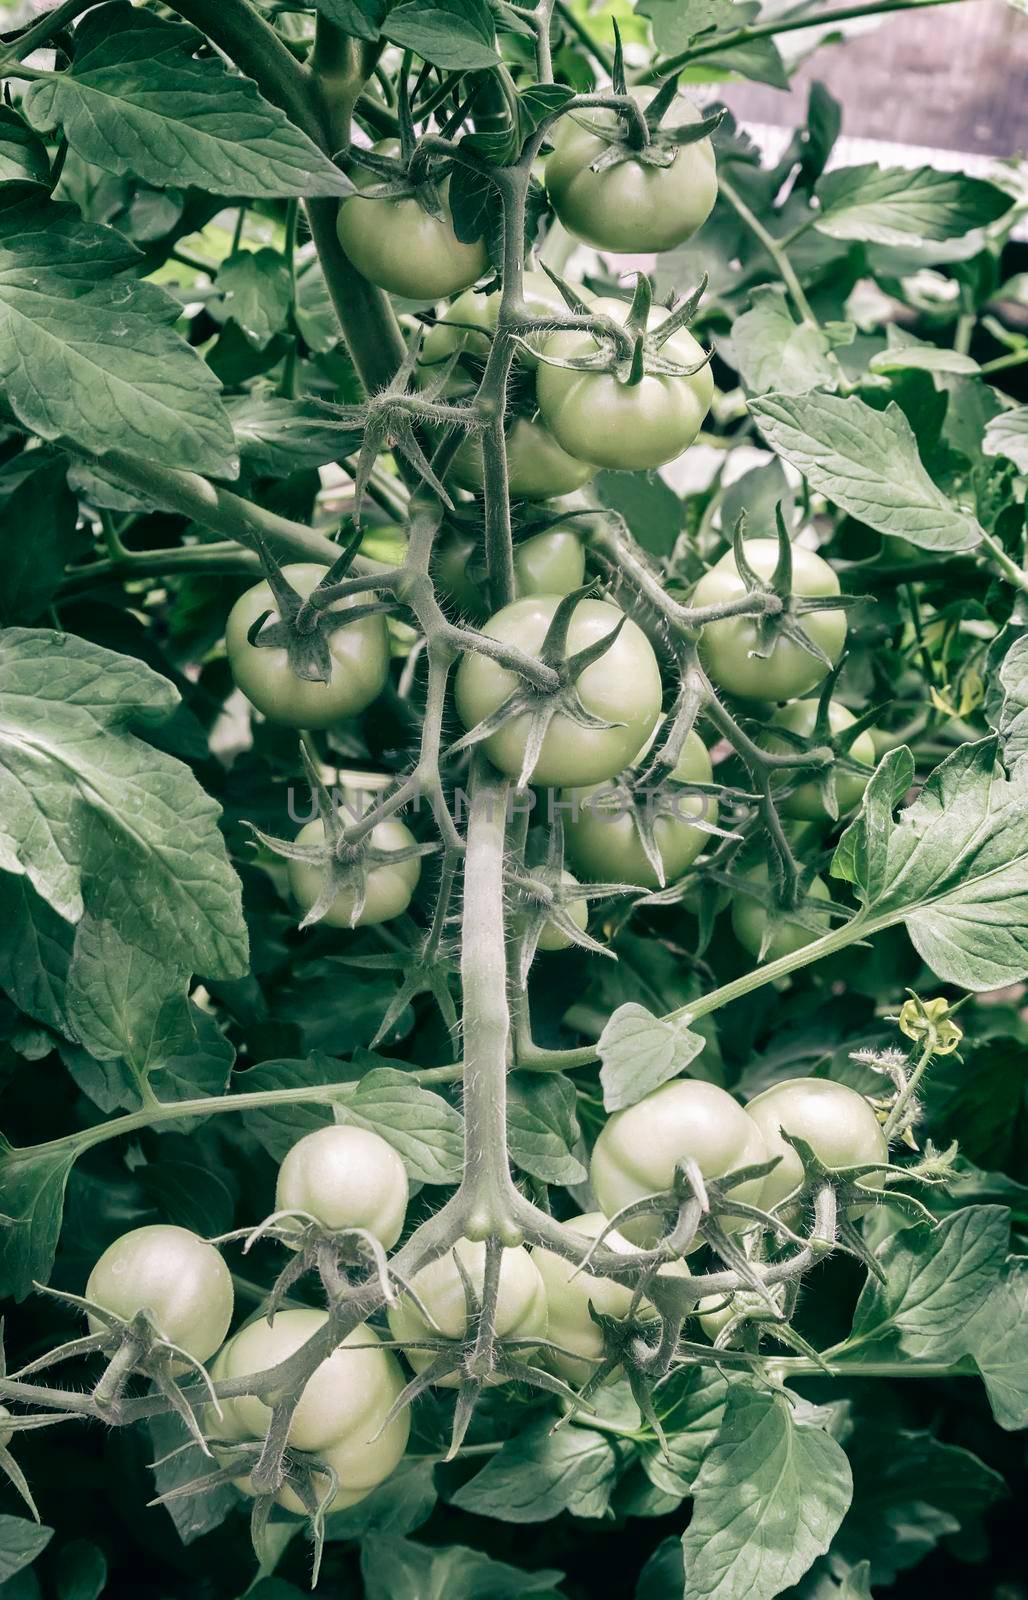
[228,393,363,476]
[598,1002,706,1111]
[0,629,248,978]
[0,106,50,188]
[983,403,1028,472]
[449,1420,618,1522]
[965,1258,1028,1429]
[507,1071,586,1184]
[814,164,1014,245]
[750,391,983,551]
[729,285,839,395]
[384,0,500,69]
[682,1387,852,1600]
[0,197,237,476]
[23,3,350,198]
[216,249,292,348]
[0,1517,53,1583]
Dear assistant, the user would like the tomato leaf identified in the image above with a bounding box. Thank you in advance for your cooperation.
[449,1420,618,1522]
[384,0,500,70]
[0,1516,54,1583]
[0,197,238,477]
[814,164,1014,245]
[682,1387,852,1600]
[728,285,841,395]
[0,1137,77,1299]
[360,1536,563,1600]
[750,391,984,551]
[215,249,293,350]
[983,403,1028,472]
[507,1072,586,1184]
[23,4,351,198]
[0,105,51,189]
[965,1259,1028,1430]
[598,1002,706,1111]
[0,629,249,979]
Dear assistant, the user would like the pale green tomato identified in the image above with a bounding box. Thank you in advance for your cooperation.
[436,530,586,620]
[86,1225,233,1364]
[565,728,715,888]
[546,89,717,254]
[531,1212,689,1385]
[730,865,832,963]
[763,700,876,821]
[336,143,487,300]
[696,1294,737,1343]
[422,270,565,368]
[287,814,421,928]
[387,1238,548,1387]
[225,563,390,729]
[450,414,597,500]
[275,1124,409,1247]
[745,1077,889,1213]
[454,595,662,787]
[213,1309,409,1514]
[536,869,589,952]
[536,296,713,471]
[590,1080,769,1247]
[694,540,846,702]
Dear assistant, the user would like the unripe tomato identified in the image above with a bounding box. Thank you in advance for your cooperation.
[730,865,832,963]
[436,529,586,619]
[536,296,713,471]
[454,595,662,787]
[336,143,487,300]
[546,89,717,254]
[86,1225,233,1364]
[225,563,390,729]
[565,728,715,888]
[763,700,876,821]
[531,1212,689,1385]
[287,814,420,928]
[422,270,565,369]
[694,540,846,702]
[745,1077,889,1213]
[696,1294,737,1343]
[535,869,589,952]
[387,1238,547,1387]
[589,1079,769,1247]
[450,415,597,500]
[212,1308,408,1513]
[275,1124,409,1248]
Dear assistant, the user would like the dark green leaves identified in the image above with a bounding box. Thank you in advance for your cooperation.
[450,1421,618,1521]
[360,1537,563,1600]
[0,197,237,475]
[0,630,248,978]
[814,164,1014,245]
[682,1387,852,1600]
[0,1517,53,1583]
[750,392,984,552]
[23,4,350,198]
[833,739,1028,990]
[0,1136,77,1300]
[845,1207,1009,1360]
[216,249,293,349]
[0,463,80,623]
[384,0,500,68]
[0,106,50,188]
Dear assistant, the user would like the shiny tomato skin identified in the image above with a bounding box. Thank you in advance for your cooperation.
[288,814,421,928]
[694,539,846,702]
[225,563,390,729]
[454,595,662,787]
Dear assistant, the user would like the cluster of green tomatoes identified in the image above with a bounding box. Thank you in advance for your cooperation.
[80,1079,889,1514]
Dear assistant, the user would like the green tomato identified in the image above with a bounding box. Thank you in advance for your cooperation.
[590,1079,769,1248]
[275,1124,409,1248]
[454,595,662,787]
[546,88,717,254]
[450,414,596,500]
[694,540,846,702]
[745,1077,889,1213]
[531,1212,689,1385]
[536,296,713,471]
[696,1294,737,1344]
[764,700,876,821]
[86,1225,233,1364]
[336,142,487,300]
[212,1308,409,1513]
[536,869,589,952]
[287,814,421,928]
[225,563,390,729]
[436,529,586,619]
[730,865,832,963]
[565,728,715,888]
[422,270,565,369]
[387,1238,547,1388]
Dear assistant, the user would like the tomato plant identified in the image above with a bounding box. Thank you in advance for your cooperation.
[3,2,1028,1597]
